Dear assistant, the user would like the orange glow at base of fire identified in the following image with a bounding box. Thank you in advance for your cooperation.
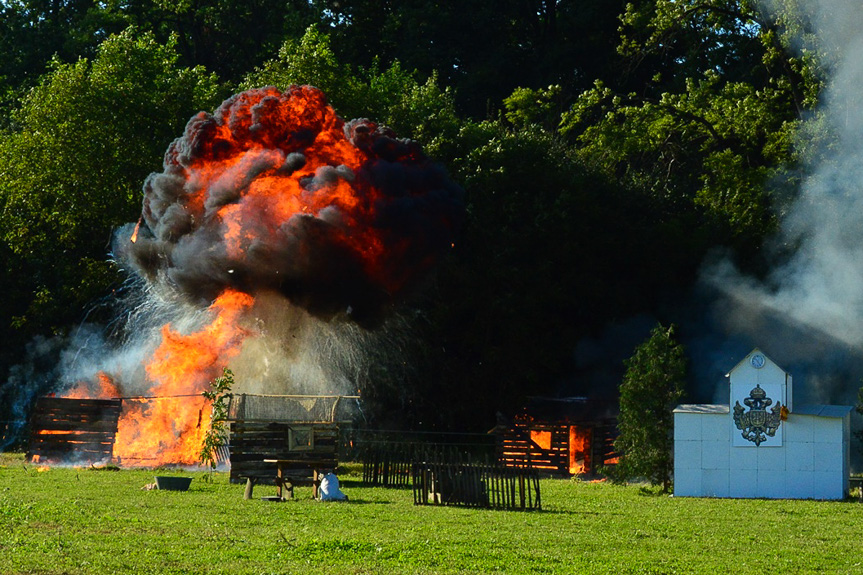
[62,372,121,400]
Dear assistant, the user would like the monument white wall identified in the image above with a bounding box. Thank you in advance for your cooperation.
[673,349,852,500]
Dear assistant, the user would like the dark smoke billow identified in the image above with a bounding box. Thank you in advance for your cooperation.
[116,85,463,328]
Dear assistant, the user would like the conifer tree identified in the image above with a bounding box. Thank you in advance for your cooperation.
[611,323,686,492]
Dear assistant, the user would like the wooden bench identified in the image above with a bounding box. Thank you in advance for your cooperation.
[228,421,338,500]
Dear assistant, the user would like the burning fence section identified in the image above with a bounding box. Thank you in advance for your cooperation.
[27,392,360,468]
[27,397,122,464]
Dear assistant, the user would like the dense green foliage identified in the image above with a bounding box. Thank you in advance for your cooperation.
[611,323,686,491]
[0,1,830,437]
[0,29,220,338]
[2,453,863,574]
[200,368,234,469]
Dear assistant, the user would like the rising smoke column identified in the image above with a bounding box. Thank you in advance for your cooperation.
[119,85,463,327]
[698,1,863,405]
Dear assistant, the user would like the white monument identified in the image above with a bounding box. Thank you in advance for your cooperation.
[674,348,852,499]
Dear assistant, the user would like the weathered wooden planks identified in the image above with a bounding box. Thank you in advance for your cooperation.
[228,421,339,484]
[27,397,122,463]
[498,422,571,475]
[497,420,619,476]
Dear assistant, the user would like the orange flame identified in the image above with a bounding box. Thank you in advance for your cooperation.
[61,372,121,399]
[112,289,253,466]
[130,219,140,243]
[568,426,592,475]
[52,86,460,468]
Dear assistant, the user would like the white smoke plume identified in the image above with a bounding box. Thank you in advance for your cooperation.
[699,0,863,406]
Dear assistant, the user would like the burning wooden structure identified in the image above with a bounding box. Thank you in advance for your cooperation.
[27,397,122,464]
[495,397,618,476]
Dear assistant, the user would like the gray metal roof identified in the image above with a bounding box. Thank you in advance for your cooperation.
[674,403,852,418]
[791,405,854,418]
[674,404,730,414]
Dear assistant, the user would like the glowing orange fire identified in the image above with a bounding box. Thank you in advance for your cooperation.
[61,290,252,466]
[63,372,120,400]
[568,426,592,475]
[530,430,552,450]
[114,290,252,466]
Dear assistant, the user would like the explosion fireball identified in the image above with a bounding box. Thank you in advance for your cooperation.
[62,85,463,466]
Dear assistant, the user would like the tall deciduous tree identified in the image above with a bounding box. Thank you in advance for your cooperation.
[611,323,685,492]
[562,0,823,274]
[0,27,220,337]
[312,0,627,117]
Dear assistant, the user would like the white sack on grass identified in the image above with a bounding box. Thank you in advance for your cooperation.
[319,472,348,501]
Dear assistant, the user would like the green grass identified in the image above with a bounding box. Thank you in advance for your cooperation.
[1,452,862,574]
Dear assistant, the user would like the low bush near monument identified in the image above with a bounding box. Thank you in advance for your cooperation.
[1,452,861,574]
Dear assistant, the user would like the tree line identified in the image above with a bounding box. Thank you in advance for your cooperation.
[0,0,835,435]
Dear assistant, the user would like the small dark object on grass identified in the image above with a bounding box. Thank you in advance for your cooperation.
[155,476,193,491]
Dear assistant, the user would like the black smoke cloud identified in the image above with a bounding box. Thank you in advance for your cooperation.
[115,86,464,328]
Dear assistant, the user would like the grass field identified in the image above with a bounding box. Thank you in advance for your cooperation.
[1,452,862,574]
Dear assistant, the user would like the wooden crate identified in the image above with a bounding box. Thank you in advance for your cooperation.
[27,397,122,463]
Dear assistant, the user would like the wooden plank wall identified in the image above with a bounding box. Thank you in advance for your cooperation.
[497,420,619,476]
[27,397,122,463]
[228,421,338,484]
[498,422,570,475]
[593,422,619,468]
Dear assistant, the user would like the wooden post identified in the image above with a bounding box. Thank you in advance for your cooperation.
[276,465,285,500]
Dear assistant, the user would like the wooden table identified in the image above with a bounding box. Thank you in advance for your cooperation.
[263,459,321,500]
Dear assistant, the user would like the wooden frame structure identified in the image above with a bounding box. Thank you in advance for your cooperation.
[225,394,358,496]
[27,397,122,464]
[496,397,618,477]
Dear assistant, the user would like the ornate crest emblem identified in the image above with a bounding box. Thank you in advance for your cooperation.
[733,384,782,446]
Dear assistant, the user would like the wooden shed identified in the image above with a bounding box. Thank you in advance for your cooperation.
[495,396,618,476]
[225,394,358,484]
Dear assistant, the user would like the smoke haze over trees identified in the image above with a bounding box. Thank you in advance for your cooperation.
[0,0,859,441]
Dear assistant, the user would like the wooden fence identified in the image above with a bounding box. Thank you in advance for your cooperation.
[26,397,122,463]
[412,461,541,511]
[358,431,497,487]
